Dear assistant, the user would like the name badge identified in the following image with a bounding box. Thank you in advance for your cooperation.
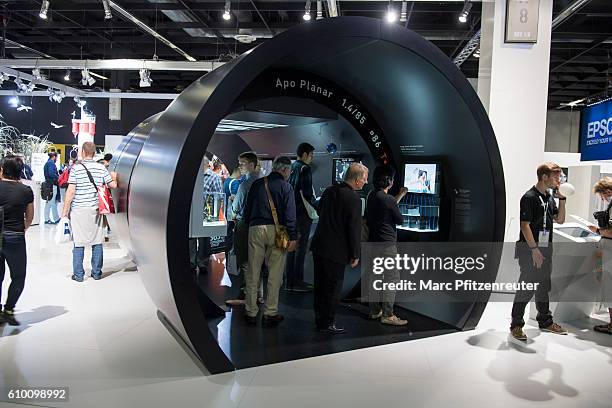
[539,231,550,247]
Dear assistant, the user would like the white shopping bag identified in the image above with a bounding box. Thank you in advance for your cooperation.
[220,260,233,287]
[54,217,72,244]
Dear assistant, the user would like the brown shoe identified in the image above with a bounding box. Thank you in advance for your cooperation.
[541,322,568,335]
[381,315,408,326]
[511,326,528,341]
[262,314,284,327]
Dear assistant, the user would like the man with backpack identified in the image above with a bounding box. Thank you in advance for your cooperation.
[43,152,60,224]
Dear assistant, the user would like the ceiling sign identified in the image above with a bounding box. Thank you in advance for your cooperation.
[505,0,540,43]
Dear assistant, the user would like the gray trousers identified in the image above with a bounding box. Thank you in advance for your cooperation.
[368,245,400,317]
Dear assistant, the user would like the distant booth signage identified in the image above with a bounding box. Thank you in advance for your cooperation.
[580,99,612,161]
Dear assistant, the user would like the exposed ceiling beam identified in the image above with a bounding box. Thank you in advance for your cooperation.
[249,0,276,36]
[0,59,225,71]
[0,66,87,97]
[108,1,197,61]
[551,35,612,72]
[552,0,592,30]
[174,0,234,53]
[0,89,178,99]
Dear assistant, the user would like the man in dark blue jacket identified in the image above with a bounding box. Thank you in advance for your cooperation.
[43,152,60,224]
[285,142,317,292]
[243,156,297,326]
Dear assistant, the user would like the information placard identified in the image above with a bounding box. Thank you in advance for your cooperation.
[505,0,540,43]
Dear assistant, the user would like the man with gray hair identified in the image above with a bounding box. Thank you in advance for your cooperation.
[243,156,297,326]
[311,162,368,334]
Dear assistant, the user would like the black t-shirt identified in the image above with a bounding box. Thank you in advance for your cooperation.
[519,186,558,243]
[0,180,34,233]
[366,189,404,242]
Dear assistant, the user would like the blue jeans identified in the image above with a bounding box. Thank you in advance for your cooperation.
[44,186,60,222]
[73,244,103,279]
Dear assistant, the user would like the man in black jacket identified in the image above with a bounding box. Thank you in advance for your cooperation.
[243,156,297,326]
[311,162,368,334]
[285,142,317,292]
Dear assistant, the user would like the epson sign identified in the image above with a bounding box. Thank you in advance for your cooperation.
[580,99,612,161]
[586,117,612,139]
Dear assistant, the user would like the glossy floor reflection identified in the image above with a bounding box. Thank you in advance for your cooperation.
[198,257,456,369]
[1,225,611,407]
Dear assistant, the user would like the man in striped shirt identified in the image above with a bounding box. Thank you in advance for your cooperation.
[61,142,117,282]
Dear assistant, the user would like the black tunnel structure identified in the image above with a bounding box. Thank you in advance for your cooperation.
[110,17,505,374]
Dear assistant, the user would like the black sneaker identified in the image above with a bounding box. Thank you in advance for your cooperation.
[262,314,284,327]
[90,274,102,280]
[318,324,346,334]
[1,309,20,326]
[291,282,314,292]
[71,275,84,282]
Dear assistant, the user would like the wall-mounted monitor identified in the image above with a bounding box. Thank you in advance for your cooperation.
[333,157,358,184]
[403,163,438,195]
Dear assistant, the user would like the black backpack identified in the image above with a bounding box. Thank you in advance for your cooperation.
[41,181,54,201]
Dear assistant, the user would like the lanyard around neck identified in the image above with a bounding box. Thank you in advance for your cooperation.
[538,195,548,229]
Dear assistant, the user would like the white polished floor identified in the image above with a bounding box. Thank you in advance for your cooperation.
[1,225,611,408]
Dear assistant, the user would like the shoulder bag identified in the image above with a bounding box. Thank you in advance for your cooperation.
[264,177,290,250]
[81,163,115,214]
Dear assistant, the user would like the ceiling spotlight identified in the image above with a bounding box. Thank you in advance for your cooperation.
[223,0,231,21]
[102,0,113,20]
[81,68,96,86]
[9,96,19,107]
[32,68,42,79]
[400,1,407,23]
[139,68,152,87]
[25,82,36,92]
[386,4,398,23]
[303,0,311,21]
[39,0,50,20]
[0,73,8,86]
[316,0,323,20]
[473,48,481,58]
[64,70,70,81]
[458,1,472,23]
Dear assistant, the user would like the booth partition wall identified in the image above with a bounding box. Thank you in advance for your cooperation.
[109,17,505,374]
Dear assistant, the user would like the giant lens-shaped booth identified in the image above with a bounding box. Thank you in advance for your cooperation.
[110,17,505,374]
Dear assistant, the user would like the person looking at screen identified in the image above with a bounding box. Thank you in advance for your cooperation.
[285,142,317,292]
[311,162,368,334]
[366,165,408,326]
[510,162,567,341]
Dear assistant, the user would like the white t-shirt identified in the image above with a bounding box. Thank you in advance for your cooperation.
[68,160,112,208]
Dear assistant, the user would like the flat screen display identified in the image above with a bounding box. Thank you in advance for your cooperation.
[403,163,437,194]
[333,157,357,184]
[580,99,612,161]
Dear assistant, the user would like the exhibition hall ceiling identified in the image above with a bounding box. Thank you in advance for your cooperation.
[1,0,611,108]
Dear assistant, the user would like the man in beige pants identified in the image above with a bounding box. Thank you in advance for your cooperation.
[243,156,297,326]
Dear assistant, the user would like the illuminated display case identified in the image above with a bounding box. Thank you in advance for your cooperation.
[190,192,227,237]
[398,195,440,232]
